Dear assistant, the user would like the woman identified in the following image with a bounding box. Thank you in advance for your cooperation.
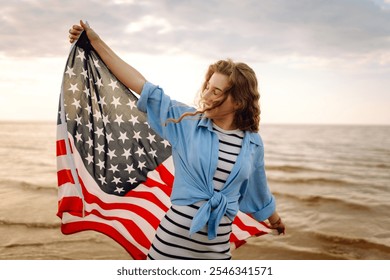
[69,21,285,260]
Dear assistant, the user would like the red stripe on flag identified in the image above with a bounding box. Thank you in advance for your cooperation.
[154,163,174,188]
[56,139,67,156]
[230,215,270,249]
[229,233,247,248]
[57,196,84,218]
[233,215,268,236]
[61,220,146,260]
[56,139,73,156]
[57,169,75,186]
[125,189,170,213]
[139,177,172,197]
[68,138,73,153]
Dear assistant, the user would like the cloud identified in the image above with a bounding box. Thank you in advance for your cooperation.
[0,0,145,57]
[1,0,390,67]
[125,15,173,34]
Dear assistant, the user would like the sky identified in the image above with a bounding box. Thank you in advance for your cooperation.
[1,0,390,125]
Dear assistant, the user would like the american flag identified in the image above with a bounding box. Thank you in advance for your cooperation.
[56,31,271,260]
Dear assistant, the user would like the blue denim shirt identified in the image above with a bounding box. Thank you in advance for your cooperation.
[137,82,275,239]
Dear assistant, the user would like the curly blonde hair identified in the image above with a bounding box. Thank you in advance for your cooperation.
[168,59,261,132]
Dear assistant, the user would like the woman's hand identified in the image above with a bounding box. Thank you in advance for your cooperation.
[269,217,285,235]
[68,20,99,44]
[268,212,286,235]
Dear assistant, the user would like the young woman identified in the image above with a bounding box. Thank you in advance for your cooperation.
[69,21,285,260]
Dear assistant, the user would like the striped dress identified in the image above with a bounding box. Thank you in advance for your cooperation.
[147,124,244,260]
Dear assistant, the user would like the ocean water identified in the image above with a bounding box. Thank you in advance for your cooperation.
[0,121,389,260]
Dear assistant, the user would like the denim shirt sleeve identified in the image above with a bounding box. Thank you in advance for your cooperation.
[137,81,196,147]
[239,137,276,221]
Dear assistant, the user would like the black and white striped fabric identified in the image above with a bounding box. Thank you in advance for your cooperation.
[147,124,244,260]
[212,124,245,192]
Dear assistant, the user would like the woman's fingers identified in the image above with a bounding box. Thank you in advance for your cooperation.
[69,33,80,43]
[68,24,83,43]
[72,24,84,33]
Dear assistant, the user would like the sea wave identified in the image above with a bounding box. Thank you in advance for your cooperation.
[0,179,56,192]
[371,163,390,169]
[314,231,390,259]
[0,145,47,152]
[269,176,355,186]
[2,238,95,249]
[0,219,59,229]
[347,160,390,170]
[273,191,370,211]
[266,164,321,173]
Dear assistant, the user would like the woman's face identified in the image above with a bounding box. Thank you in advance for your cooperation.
[202,72,237,127]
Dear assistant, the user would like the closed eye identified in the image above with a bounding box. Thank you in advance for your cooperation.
[205,82,223,95]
